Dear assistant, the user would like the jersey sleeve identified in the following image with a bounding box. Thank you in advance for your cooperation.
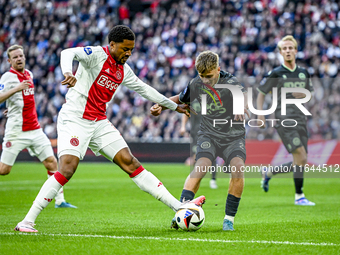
[306,71,314,92]
[0,73,17,94]
[60,46,105,74]
[179,78,198,104]
[228,76,246,93]
[179,84,191,104]
[257,70,277,95]
[122,64,178,111]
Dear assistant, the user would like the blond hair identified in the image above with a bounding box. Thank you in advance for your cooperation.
[195,51,219,73]
[278,35,298,50]
[7,44,24,58]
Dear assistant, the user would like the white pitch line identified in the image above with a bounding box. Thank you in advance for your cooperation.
[0,232,338,246]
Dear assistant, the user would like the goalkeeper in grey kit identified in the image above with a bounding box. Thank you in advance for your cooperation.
[151,51,249,230]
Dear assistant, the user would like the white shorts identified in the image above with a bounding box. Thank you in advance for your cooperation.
[57,112,127,160]
[0,128,54,166]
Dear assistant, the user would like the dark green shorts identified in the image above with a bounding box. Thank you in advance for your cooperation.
[196,135,246,166]
[275,123,308,153]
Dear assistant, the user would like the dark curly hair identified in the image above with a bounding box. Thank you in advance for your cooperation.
[108,25,135,43]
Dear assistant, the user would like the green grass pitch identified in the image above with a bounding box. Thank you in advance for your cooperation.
[0,162,339,254]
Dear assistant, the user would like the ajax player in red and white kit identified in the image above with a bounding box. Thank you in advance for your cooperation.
[0,45,76,209]
[15,26,205,232]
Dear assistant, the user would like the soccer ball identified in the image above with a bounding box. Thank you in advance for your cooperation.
[175,203,205,231]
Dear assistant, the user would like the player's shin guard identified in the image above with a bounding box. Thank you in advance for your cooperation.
[47,171,66,204]
[130,166,181,212]
[225,194,241,223]
[23,172,68,223]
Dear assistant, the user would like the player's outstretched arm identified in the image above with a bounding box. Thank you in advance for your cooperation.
[0,80,30,104]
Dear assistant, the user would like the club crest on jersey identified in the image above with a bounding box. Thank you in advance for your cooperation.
[84,47,92,55]
[0,84,4,90]
[5,141,11,148]
[70,136,79,146]
[116,71,122,80]
[299,73,306,80]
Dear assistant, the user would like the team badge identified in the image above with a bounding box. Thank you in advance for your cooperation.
[293,137,301,146]
[116,71,122,80]
[70,137,79,146]
[298,73,306,80]
[5,141,11,148]
[201,141,211,149]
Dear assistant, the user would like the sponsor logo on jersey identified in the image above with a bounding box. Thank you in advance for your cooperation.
[70,137,79,146]
[200,83,223,108]
[23,87,34,96]
[97,75,120,91]
[84,47,92,55]
[0,84,4,90]
[5,141,11,148]
[283,81,305,88]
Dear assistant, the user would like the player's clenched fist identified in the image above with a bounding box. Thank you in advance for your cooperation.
[150,104,162,116]
[61,72,77,88]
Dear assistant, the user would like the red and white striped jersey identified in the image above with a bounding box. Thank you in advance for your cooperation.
[60,46,177,121]
[0,68,40,138]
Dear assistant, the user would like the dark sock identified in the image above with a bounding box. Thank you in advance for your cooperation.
[272,161,293,175]
[211,170,216,180]
[293,165,304,194]
[180,189,195,202]
[225,194,241,216]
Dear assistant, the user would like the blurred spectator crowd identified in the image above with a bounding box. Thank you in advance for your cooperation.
[0,0,340,143]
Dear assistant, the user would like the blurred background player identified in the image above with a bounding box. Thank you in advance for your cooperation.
[15,25,204,233]
[179,107,221,189]
[257,36,315,206]
[0,45,76,209]
[151,51,249,230]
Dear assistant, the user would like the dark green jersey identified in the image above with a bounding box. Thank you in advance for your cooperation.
[190,99,201,136]
[179,70,246,141]
[258,64,313,121]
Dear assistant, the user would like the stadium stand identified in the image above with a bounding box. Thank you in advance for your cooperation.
[0,0,339,143]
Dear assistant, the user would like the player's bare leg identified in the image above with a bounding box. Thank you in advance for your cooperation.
[0,162,12,175]
[223,157,244,231]
[15,155,79,232]
[113,147,182,212]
